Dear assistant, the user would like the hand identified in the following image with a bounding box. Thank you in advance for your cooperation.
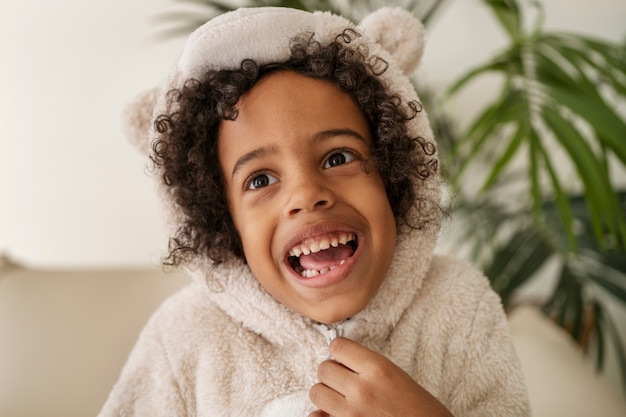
[308,337,454,417]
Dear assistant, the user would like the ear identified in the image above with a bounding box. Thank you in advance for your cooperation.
[121,87,160,155]
[361,7,426,76]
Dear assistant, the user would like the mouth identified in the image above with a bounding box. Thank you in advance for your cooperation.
[287,231,359,278]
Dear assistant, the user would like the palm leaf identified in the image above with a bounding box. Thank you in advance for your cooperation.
[541,106,626,249]
[480,0,522,41]
[594,301,626,396]
[479,119,527,191]
[445,0,626,253]
[544,86,626,166]
[531,127,577,249]
[543,33,626,97]
[445,49,517,97]
[451,85,524,182]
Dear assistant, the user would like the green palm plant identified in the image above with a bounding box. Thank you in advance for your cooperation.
[446,0,626,251]
[438,0,626,394]
[154,0,626,393]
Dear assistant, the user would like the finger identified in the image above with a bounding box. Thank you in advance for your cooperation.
[328,337,380,373]
[307,410,329,417]
[309,382,347,416]
[317,359,357,391]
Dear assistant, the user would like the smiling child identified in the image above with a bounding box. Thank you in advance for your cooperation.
[99,7,530,417]
[219,71,397,325]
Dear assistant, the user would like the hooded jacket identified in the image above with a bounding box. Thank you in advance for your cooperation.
[98,231,530,416]
[100,7,530,417]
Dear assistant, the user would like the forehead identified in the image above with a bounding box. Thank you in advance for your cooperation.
[234,70,364,124]
[217,71,372,172]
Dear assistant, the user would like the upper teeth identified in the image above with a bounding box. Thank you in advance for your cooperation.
[288,232,355,258]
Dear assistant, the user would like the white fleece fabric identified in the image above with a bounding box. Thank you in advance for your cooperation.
[102,7,530,417]
[98,231,530,416]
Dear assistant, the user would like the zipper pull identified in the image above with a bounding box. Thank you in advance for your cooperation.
[312,321,344,345]
[326,326,339,345]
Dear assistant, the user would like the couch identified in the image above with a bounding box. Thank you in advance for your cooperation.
[1,254,625,417]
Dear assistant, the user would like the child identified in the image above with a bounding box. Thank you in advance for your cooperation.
[100,7,530,417]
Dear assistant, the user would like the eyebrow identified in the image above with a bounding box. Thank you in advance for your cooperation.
[313,128,368,144]
[230,128,368,179]
[231,145,279,179]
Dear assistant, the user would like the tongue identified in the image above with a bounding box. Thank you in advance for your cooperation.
[299,244,354,271]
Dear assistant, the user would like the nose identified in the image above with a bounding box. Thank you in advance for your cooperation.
[284,173,336,217]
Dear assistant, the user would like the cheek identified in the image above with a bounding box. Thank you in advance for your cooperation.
[236,208,276,263]
[359,175,393,214]
[364,178,397,243]
[223,192,254,260]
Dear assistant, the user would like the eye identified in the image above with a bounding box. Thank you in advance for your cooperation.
[245,172,278,190]
[324,150,357,168]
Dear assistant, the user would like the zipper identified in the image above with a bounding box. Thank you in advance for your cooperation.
[311,321,345,345]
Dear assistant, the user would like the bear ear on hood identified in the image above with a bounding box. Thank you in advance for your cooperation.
[360,7,425,76]
[121,86,160,155]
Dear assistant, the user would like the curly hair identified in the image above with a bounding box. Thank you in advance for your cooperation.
[152,29,438,267]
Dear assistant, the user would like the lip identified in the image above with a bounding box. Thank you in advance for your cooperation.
[281,220,363,289]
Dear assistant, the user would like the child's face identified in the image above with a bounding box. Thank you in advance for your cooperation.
[218,71,396,324]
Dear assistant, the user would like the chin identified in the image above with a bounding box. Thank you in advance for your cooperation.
[305,303,364,325]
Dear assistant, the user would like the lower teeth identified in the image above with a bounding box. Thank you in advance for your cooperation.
[299,260,345,278]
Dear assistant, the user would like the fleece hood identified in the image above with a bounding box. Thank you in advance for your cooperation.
[122,7,442,344]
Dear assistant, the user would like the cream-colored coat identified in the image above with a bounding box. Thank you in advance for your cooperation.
[98,229,530,417]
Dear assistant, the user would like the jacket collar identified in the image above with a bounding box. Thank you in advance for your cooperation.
[188,227,436,350]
